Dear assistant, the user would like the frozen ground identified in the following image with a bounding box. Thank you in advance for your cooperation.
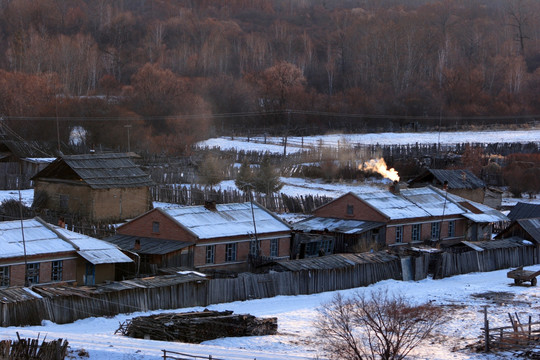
[198,129,540,154]
[0,265,538,360]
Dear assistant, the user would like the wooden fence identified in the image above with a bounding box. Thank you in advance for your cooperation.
[150,184,332,214]
[434,245,539,279]
[0,255,402,327]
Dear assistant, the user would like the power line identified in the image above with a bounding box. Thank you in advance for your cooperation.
[2,110,539,122]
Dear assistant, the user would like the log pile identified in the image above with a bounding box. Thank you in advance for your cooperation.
[116,309,277,343]
[0,332,69,360]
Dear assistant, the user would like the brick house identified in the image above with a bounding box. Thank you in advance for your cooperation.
[0,217,132,287]
[313,186,507,247]
[115,201,291,272]
[32,153,154,222]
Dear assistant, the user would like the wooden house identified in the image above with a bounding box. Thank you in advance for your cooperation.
[496,217,540,245]
[313,186,507,247]
[115,201,291,272]
[0,137,54,190]
[0,217,132,287]
[31,153,154,222]
[408,169,493,205]
[507,202,540,222]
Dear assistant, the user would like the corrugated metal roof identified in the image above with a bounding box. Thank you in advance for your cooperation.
[0,218,132,264]
[516,218,540,243]
[462,238,529,251]
[160,202,291,239]
[0,219,75,259]
[354,187,464,220]
[33,153,153,189]
[507,202,540,221]
[445,192,509,223]
[292,217,383,234]
[410,169,485,189]
[104,234,193,255]
[274,252,398,271]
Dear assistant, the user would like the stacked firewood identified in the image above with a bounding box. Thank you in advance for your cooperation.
[116,309,277,343]
[0,332,69,360]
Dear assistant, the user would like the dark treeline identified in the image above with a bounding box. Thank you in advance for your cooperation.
[1,0,539,154]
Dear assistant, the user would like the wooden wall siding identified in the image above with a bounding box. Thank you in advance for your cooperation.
[0,258,401,327]
[435,246,539,279]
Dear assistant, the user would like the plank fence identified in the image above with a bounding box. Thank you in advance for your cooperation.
[434,245,539,279]
[0,253,402,327]
[150,184,332,214]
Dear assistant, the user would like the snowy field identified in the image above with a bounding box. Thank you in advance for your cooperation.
[0,265,538,360]
[198,128,540,154]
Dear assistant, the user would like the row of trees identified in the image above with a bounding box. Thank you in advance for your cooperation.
[1,0,540,154]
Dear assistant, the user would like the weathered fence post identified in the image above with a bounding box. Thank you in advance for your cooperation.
[484,306,490,352]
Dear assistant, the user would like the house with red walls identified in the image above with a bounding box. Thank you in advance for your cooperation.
[312,186,507,247]
[0,217,132,287]
[113,201,291,272]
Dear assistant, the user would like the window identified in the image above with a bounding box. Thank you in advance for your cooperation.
[411,224,421,242]
[346,204,354,215]
[51,261,63,282]
[152,221,160,233]
[448,220,455,237]
[225,243,237,262]
[0,266,9,287]
[431,222,441,240]
[270,239,279,257]
[206,245,215,264]
[395,225,403,243]
[27,263,40,285]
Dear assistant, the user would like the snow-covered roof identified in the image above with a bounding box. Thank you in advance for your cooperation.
[444,192,509,223]
[353,187,464,220]
[159,202,291,239]
[0,218,132,264]
[292,217,383,234]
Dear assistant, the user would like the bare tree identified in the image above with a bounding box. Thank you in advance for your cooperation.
[315,289,446,360]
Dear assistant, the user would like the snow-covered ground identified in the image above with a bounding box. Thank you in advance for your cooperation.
[1,265,538,360]
[198,129,540,154]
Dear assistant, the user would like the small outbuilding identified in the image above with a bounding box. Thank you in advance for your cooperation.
[32,153,154,222]
[408,169,492,205]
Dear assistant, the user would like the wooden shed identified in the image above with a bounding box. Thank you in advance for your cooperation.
[408,169,489,205]
[32,153,154,222]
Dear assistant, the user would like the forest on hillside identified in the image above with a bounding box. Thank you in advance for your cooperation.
[0,0,539,154]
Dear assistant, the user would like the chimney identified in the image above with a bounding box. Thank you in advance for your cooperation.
[134,239,141,251]
[390,180,400,194]
[461,171,467,181]
[204,200,217,211]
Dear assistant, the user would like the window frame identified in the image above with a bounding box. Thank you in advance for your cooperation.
[448,220,455,237]
[225,243,237,262]
[270,238,279,257]
[0,266,9,287]
[51,260,63,282]
[411,224,421,242]
[431,222,441,240]
[206,245,215,264]
[26,263,40,285]
[395,225,403,243]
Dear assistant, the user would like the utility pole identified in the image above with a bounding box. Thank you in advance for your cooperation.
[124,124,132,153]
